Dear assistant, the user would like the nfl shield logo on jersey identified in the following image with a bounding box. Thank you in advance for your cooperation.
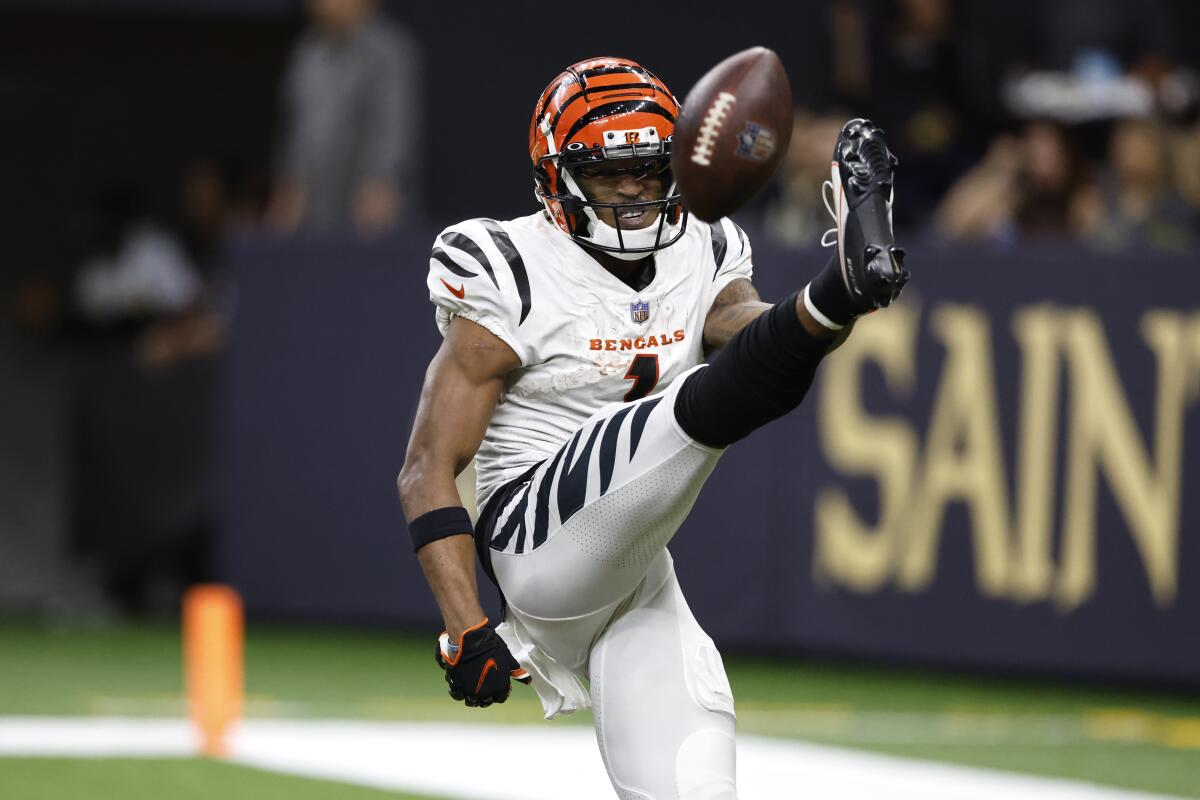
[630,300,650,324]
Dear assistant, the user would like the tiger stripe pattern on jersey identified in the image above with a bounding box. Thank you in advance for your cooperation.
[428,219,534,327]
[709,219,749,278]
[478,219,532,325]
[486,396,664,556]
[440,231,499,289]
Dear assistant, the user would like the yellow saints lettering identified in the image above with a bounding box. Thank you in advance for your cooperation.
[814,304,1200,611]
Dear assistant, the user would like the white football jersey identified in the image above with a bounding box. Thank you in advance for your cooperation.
[426,211,753,507]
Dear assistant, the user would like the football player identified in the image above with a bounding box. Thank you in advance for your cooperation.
[398,57,907,799]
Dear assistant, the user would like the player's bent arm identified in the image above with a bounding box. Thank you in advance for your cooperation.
[704,279,841,352]
[704,279,838,349]
[703,279,771,351]
[397,316,520,640]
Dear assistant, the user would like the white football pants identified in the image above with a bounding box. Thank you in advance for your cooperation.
[488,367,738,799]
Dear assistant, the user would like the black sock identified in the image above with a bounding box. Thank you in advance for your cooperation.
[674,291,829,448]
[805,255,856,328]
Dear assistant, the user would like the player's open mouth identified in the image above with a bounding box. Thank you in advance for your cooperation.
[616,207,658,229]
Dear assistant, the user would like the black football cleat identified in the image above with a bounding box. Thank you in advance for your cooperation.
[822,118,908,311]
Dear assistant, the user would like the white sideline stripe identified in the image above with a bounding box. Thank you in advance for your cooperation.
[0,717,1181,800]
[0,717,195,756]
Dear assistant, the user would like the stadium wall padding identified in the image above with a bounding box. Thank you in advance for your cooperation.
[217,230,1200,685]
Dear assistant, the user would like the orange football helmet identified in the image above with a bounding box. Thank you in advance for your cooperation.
[530,57,687,259]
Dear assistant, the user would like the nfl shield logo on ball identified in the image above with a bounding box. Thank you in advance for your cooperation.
[630,300,650,324]
[734,122,777,162]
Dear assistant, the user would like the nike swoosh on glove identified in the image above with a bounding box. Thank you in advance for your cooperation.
[435,618,531,707]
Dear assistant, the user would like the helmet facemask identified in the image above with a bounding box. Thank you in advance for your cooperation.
[535,126,688,260]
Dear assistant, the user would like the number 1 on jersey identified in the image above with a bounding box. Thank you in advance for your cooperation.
[623,354,660,402]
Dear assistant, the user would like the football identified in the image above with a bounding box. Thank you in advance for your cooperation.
[671,47,793,222]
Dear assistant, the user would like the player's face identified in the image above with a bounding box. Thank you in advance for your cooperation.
[572,158,666,230]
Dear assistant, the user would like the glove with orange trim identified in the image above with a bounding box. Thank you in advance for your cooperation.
[435,618,531,707]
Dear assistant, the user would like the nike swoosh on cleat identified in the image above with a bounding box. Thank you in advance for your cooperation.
[440,278,465,299]
[476,658,498,695]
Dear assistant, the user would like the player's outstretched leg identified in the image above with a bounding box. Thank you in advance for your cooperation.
[483,383,726,717]
[675,118,908,448]
[487,379,721,625]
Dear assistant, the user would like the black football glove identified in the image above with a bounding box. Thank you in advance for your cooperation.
[435,618,530,707]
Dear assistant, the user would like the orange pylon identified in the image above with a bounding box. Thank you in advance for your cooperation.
[183,584,244,757]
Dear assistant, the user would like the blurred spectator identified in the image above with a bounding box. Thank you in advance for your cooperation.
[1170,122,1200,215]
[73,184,204,326]
[267,0,420,237]
[763,111,844,247]
[1020,0,1171,81]
[1014,122,1101,238]
[1003,0,1174,125]
[936,121,1100,242]
[829,0,871,104]
[1088,118,1197,253]
[180,157,265,263]
[68,179,227,616]
[71,176,229,372]
[137,158,248,371]
[870,0,976,226]
[825,0,993,229]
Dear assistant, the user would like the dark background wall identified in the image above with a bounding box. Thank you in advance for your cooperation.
[6,0,1200,292]
[218,229,1200,686]
[2,0,1197,684]
[2,0,1162,290]
[7,0,1200,293]
[0,8,296,295]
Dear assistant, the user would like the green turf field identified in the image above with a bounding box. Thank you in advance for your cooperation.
[2,621,1198,798]
[1,758,442,800]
